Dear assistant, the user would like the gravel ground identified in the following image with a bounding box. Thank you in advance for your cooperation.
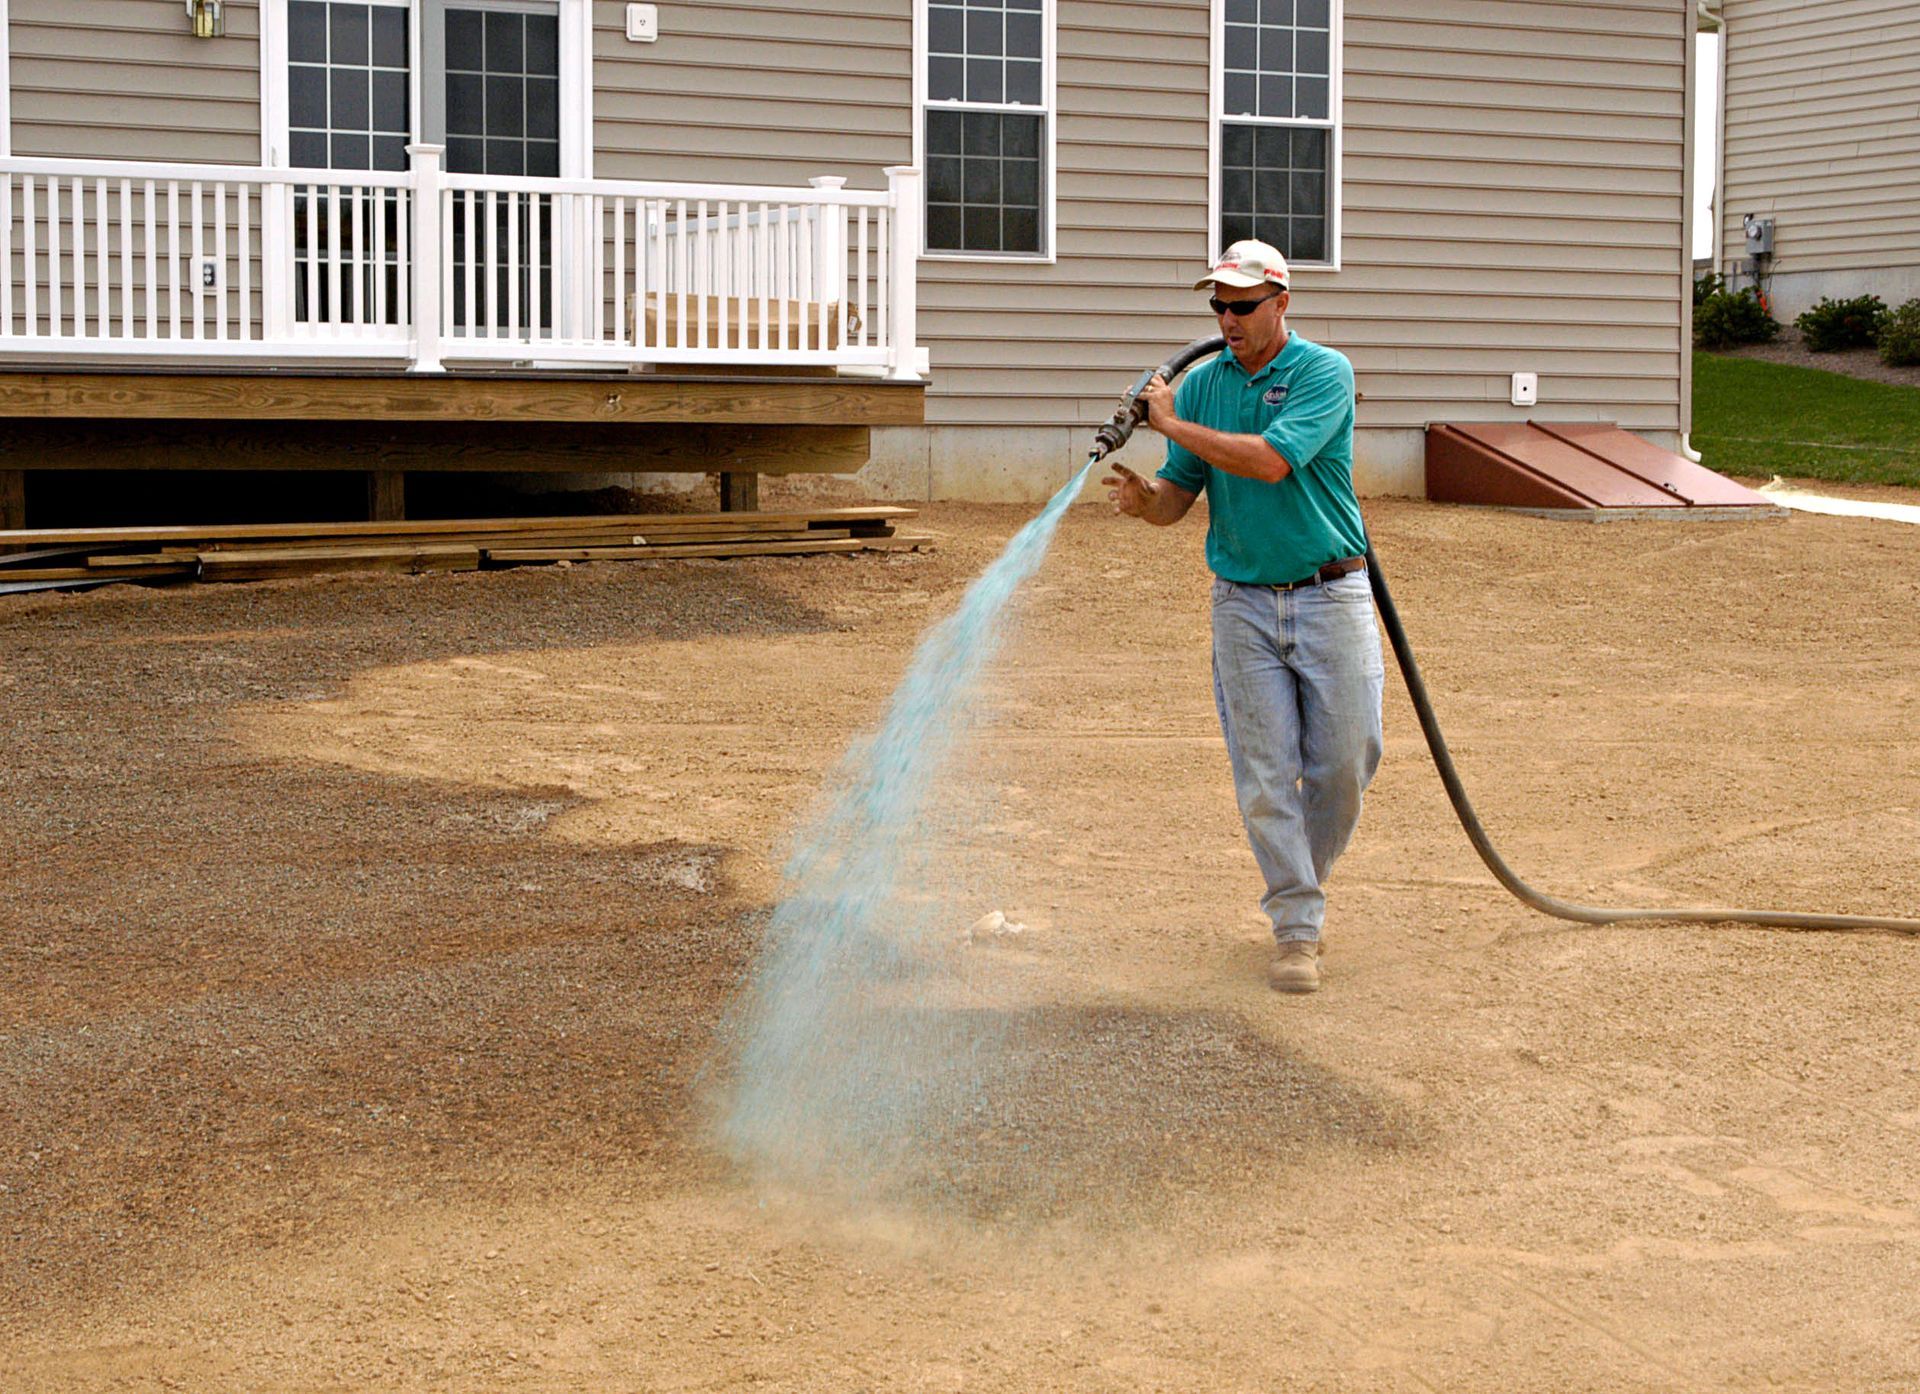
[2,487,1918,1391]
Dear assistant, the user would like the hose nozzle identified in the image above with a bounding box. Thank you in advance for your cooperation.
[1085,334,1228,466]
[1088,367,1158,465]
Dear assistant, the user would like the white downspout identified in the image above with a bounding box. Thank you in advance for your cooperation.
[1703,0,1727,280]
[1684,0,1723,464]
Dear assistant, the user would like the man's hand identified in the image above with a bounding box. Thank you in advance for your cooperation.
[1102,461,1156,517]
[1140,373,1176,432]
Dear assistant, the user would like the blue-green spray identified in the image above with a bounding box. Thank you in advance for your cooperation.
[717,459,1100,1195]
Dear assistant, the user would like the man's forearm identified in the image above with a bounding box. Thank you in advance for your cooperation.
[1160,418,1293,484]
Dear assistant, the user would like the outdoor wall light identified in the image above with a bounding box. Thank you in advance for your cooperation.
[185,0,223,39]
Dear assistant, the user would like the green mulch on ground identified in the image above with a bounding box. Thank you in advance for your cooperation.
[1692,352,1920,488]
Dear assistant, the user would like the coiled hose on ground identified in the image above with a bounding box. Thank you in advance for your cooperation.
[1097,335,1920,937]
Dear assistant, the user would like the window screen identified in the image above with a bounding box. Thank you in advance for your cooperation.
[923,0,1047,256]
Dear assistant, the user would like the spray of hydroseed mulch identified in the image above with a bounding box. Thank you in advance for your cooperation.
[715,460,1099,1199]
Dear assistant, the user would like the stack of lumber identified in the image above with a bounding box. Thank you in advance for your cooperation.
[0,507,929,594]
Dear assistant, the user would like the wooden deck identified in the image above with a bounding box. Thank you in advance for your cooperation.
[0,368,926,526]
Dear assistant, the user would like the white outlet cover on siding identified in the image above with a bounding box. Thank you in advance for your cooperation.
[626,4,658,41]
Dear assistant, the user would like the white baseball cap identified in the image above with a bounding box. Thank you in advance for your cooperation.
[1195,239,1290,292]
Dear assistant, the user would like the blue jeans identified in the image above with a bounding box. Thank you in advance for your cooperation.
[1210,572,1385,945]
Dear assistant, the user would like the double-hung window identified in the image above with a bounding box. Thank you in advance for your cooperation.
[919,0,1052,257]
[1216,0,1339,265]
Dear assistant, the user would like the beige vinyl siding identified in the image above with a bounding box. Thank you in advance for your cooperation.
[10,0,262,164]
[591,0,912,186]
[915,0,1687,429]
[584,0,1684,431]
[1286,1,1685,430]
[1718,0,1920,305]
[0,0,1686,438]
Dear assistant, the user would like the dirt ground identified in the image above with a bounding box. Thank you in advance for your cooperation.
[3,479,1919,1392]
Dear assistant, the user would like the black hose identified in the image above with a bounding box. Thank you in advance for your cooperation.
[1109,335,1920,937]
[1086,335,1233,465]
[1365,544,1920,936]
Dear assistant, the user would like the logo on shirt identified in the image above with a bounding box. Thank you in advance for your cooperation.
[1263,384,1289,406]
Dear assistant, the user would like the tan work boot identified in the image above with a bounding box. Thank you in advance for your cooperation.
[1268,940,1321,994]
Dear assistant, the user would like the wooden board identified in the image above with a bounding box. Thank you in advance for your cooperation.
[485,529,856,562]
[198,543,481,582]
[0,506,914,550]
[1,544,96,567]
[0,563,193,582]
[0,421,874,475]
[634,294,849,352]
[0,372,926,427]
[486,537,885,563]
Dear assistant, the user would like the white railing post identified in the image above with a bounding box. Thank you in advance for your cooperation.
[407,143,445,372]
[883,165,921,381]
[808,175,846,353]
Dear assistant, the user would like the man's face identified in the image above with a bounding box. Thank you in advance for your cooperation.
[1210,285,1289,365]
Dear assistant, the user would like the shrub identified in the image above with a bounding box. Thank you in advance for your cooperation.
[1879,298,1920,367]
[1694,288,1780,349]
[1795,294,1889,352]
[1693,271,1727,306]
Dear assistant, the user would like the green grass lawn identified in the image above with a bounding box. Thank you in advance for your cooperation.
[1692,351,1920,488]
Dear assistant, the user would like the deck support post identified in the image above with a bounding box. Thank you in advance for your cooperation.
[368,470,405,521]
[0,470,23,530]
[719,471,758,513]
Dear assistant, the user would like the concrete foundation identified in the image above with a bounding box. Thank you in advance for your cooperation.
[1729,265,1920,324]
[852,425,1429,502]
[486,423,1682,508]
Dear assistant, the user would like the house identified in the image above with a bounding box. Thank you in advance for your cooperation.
[0,0,1703,522]
[1712,0,1920,322]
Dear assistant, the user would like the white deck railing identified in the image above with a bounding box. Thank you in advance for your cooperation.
[0,147,924,380]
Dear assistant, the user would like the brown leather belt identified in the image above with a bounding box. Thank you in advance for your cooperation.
[1271,556,1367,591]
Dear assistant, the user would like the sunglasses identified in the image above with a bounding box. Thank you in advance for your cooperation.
[1209,292,1282,316]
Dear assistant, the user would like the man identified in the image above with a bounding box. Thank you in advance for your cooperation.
[1104,239,1383,995]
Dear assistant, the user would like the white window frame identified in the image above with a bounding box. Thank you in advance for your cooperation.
[260,0,591,176]
[911,0,1057,264]
[1207,0,1342,271]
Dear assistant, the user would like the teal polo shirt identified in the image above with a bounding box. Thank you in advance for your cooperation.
[1156,333,1368,586]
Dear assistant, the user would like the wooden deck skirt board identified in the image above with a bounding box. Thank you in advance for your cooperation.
[0,421,874,474]
[0,370,926,529]
[0,370,927,427]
